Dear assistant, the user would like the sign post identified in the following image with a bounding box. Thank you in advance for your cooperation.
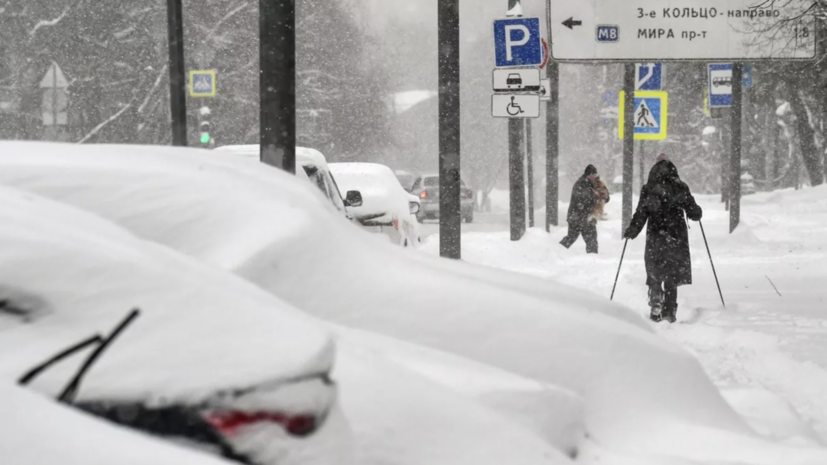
[493,5,543,241]
[260,0,296,174]
[166,0,187,146]
[439,0,462,259]
[547,0,816,233]
[730,63,743,233]
[545,60,559,230]
[621,65,635,233]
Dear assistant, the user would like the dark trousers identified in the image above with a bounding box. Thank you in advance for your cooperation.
[649,281,678,312]
[560,220,598,253]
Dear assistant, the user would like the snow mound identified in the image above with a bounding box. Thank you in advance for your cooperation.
[4,142,827,463]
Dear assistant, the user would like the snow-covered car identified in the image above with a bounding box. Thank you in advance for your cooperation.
[329,162,421,247]
[410,174,475,223]
[0,144,571,465]
[215,144,360,219]
[2,384,238,465]
[4,142,827,463]
[0,182,344,465]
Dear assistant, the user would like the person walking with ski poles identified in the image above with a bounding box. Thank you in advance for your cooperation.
[623,156,703,323]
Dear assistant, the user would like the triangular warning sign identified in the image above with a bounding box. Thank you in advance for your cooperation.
[634,100,658,129]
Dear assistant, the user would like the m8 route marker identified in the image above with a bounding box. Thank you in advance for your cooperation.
[548,0,817,61]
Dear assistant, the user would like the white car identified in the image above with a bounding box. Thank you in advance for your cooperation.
[214,144,360,219]
[0,182,345,465]
[329,162,421,247]
[3,142,826,463]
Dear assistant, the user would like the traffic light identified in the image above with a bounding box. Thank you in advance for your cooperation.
[198,106,212,147]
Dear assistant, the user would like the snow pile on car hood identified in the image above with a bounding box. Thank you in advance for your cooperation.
[0,180,333,404]
[3,142,827,463]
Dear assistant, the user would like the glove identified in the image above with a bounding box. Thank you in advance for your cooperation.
[623,228,634,240]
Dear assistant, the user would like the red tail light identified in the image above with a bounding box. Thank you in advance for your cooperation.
[203,410,318,437]
[420,191,427,199]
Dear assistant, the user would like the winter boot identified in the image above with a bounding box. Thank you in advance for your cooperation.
[662,303,678,324]
[648,287,664,322]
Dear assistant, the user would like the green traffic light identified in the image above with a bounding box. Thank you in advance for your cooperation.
[200,133,211,144]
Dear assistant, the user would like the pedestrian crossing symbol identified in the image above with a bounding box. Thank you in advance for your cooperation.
[189,70,216,97]
[618,90,668,141]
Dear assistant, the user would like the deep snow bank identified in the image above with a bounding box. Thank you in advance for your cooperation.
[0,141,813,462]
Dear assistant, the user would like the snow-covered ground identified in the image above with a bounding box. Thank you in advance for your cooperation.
[2,142,827,464]
[423,185,827,448]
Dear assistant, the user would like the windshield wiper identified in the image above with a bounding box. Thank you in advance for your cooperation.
[17,308,141,405]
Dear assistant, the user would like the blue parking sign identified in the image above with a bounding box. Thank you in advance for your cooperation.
[493,18,543,68]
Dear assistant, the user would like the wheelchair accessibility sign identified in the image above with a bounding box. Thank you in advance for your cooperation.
[492,94,540,118]
[618,91,668,141]
[189,70,216,97]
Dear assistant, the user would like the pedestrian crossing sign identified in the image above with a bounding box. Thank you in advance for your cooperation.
[189,70,216,97]
[618,91,668,141]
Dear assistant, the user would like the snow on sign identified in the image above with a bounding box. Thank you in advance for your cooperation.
[618,91,668,140]
[548,0,817,61]
[189,70,216,97]
[493,17,543,67]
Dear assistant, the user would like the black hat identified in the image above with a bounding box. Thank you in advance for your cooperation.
[584,164,597,176]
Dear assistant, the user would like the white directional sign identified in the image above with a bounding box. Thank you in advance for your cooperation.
[548,0,817,61]
[492,94,540,118]
[493,69,541,92]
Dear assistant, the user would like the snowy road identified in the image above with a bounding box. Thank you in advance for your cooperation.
[422,187,827,444]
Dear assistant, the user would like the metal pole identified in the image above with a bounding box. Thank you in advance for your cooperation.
[166,0,187,146]
[438,0,461,259]
[545,61,559,230]
[509,118,526,240]
[260,0,296,174]
[730,62,743,233]
[527,119,535,228]
[639,139,645,189]
[622,63,635,233]
[508,0,526,241]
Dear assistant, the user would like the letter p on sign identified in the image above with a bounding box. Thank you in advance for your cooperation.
[494,18,543,68]
[505,25,530,61]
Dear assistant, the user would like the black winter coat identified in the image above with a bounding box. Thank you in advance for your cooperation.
[566,175,598,224]
[626,161,702,287]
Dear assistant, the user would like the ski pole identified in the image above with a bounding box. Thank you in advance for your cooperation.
[699,220,726,309]
[610,239,629,301]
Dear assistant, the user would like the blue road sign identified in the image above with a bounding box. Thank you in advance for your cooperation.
[743,64,753,89]
[618,91,668,141]
[635,63,663,91]
[708,64,733,108]
[494,17,543,68]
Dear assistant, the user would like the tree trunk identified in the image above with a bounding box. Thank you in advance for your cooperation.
[788,88,825,186]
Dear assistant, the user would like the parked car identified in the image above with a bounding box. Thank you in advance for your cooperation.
[410,174,475,223]
[329,163,421,247]
[0,182,345,465]
[214,144,361,219]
